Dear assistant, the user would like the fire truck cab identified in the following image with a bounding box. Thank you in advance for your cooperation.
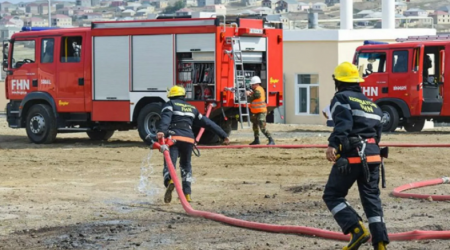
[354,37,447,132]
[3,17,283,144]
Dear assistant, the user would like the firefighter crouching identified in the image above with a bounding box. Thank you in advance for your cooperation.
[322,62,389,250]
[157,85,230,203]
[246,76,275,145]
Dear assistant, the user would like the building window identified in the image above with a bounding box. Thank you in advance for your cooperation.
[295,74,319,115]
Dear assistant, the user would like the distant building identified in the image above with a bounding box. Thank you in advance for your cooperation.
[24,17,47,27]
[52,14,72,27]
[0,1,13,12]
[312,2,327,11]
[298,2,309,11]
[76,0,91,7]
[185,0,198,7]
[403,8,428,17]
[26,3,39,14]
[275,0,297,13]
[429,11,450,25]
[198,0,214,7]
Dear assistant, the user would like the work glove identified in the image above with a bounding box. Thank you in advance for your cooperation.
[334,157,351,175]
[159,144,169,153]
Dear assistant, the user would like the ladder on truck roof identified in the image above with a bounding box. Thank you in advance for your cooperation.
[226,37,251,130]
[396,34,450,42]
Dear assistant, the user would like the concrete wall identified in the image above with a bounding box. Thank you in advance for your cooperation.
[0,81,6,113]
[283,40,338,125]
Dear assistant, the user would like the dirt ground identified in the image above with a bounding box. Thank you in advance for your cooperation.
[1,117,450,250]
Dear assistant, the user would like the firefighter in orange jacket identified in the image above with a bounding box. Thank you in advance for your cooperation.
[323,62,389,250]
[246,76,275,145]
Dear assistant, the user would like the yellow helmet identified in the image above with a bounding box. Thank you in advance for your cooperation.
[167,85,186,98]
[333,62,365,83]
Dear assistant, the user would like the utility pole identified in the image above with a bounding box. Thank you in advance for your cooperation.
[48,0,51,27]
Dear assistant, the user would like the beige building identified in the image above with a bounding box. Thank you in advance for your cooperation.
[24,17,48,27]
[280,28,436,125]
[51,14,72,26]
[430,11,450,25]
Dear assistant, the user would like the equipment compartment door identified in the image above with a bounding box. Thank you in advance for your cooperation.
[56,34,86,112]
[132,34,174,91]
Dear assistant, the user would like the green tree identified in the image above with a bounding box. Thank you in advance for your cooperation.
[162,0,186,14]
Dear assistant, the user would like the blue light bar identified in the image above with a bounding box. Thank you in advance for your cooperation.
[364,40,389,45]
[21,26,60,32]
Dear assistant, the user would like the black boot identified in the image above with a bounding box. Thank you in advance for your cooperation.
[267,137,275,145]
[249,137,260,145]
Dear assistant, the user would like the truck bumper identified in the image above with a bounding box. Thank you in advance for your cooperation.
[6,101,20,128]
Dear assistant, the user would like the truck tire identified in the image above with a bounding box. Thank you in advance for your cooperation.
[404,119,425,132]
[193,117,231,145]
[25,104,57,144]
[137,103,162,145]
[87,130,115,141]
[380,105,399,132]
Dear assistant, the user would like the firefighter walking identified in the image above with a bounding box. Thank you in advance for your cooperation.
[322,62,389,250]
[157,85,230,203]
[246,76,275,145]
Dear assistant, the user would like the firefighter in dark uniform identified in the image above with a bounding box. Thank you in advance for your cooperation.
[322,62,389,250]
[157,85,230,204]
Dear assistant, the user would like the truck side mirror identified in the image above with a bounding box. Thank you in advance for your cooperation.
[2,61,7,71]
[440,50,445,82]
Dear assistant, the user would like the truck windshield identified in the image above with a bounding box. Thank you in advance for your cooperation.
[11,40,35,68]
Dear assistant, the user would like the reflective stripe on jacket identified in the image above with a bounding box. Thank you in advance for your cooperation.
[328,85,383,158]
[250,86,267,113]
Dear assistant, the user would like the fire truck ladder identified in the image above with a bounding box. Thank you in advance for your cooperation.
[227,37,251,129]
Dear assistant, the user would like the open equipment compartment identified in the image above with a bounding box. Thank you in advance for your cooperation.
[234,36,268,104]
[175,33,216,101]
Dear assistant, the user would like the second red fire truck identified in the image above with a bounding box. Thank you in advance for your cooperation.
[354,36,447,132]
[3,16,283,144]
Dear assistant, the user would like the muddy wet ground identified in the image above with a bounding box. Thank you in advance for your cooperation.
[1,117,450,250]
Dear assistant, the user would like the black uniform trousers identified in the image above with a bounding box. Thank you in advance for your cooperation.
[163,141,193,195]
[323,162,389,245]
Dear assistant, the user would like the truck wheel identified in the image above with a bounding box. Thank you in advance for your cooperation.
[404,119,425,132]
[87,130,115,141]
[137,103,162,145]
[197,129,219,145]
[219,118,232,137]
[25,104,57,144]
[380,105,399,132]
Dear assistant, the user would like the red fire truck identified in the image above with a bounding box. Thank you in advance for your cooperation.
[354,36,447,132]
[3,16,283,144]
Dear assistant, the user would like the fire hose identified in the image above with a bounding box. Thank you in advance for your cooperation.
[196,143,450,149]
[150,138,450,242]
[392,177,450,201]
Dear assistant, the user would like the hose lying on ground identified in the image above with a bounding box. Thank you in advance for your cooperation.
[153,140,450,242]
